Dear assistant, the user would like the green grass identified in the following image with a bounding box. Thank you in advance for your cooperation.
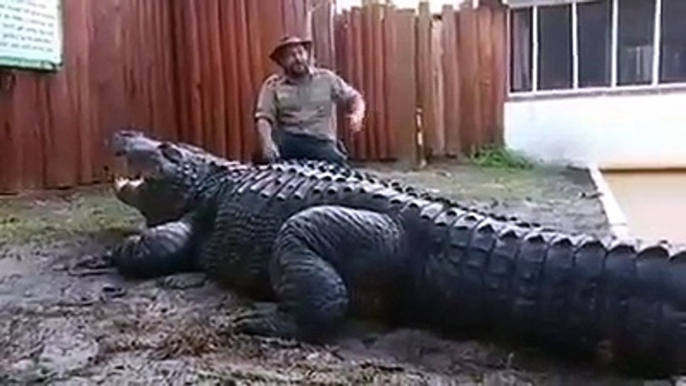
[0,188,140,245]
[467,145,536,170]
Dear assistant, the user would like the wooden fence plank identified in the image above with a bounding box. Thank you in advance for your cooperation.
[416,1,434,161]
[235,0,256,161]
[458,3,482,155]
[351,7,367,160]
[477,6,494,150]
[247,0,266,161]
[138,0,152,130]
[75,0,94,184]
[311,0,335,68]
[43,0,80,188]
[371,3,387,160]
[337,10,356,156]
[44,63,78,188]
[430,18,446,157]
[0,71,19,193]
[491,4,507,146]
[207,0,227,157]
[220,0,243,160]
[391,9,418,166]
[187,0,204,146]
[159,0,178,140]
[382,5,396,159]
[12,76,44,190]
[171,0,190,143]
[441,5,461,156]
[196,0,212,152]
[361,5,377,159]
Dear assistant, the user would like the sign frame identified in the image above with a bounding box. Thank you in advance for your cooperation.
[0,0,64,72]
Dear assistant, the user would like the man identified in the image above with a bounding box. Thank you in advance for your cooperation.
[254,35,366,165]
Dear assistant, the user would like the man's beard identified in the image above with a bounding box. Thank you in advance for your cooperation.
[286,61,308,77]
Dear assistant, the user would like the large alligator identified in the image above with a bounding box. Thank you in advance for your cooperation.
[106,129,686,377]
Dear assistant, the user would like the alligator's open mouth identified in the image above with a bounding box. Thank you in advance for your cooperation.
[109,129,169,197]
[110,154,161,198]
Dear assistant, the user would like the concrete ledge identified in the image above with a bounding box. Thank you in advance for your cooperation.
[587,165,631,239]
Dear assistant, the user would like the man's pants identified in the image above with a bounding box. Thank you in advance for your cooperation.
[274,131,348,165]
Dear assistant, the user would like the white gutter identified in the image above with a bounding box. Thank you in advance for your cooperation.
[587,164,630,239]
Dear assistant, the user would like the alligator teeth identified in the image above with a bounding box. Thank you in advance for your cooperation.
[114,176,128,191]
[113,175,144,191]
[129,177,144,188]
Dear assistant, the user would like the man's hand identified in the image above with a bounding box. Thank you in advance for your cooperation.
[347,112,364,133]
[256,119,280,162]
[346,91,365,134]
[262,139,280,162]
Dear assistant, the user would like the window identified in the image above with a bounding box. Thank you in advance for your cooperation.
[510,8,532,92]
[538,5,572,90]
[659,0,686,83]
[578,0,612,87]
[508,0,686,94]
[617,0,655,86]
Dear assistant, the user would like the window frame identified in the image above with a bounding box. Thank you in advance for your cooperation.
[506,0,686,101]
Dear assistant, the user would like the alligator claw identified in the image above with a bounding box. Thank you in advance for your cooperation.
[100,283,127,301]
[157,273,207,289]
[231,303,297,339]
[68,252,115,276]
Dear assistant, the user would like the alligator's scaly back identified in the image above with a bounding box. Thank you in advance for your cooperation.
[409,201,686,375]
[107,129,686,377]
[185,161,686,374]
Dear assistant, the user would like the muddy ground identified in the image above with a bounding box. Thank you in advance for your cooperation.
[0,161,673,385]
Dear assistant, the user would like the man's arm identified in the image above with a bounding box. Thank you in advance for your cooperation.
[256,119,273,147]
[330,72,366,131]
[254,77,280,160]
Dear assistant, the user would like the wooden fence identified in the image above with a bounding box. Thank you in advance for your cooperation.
[0,0,307,194]
[0,0,183,193]
[171,0,309,161]
[0,0,508,194]
[334,1,507,163]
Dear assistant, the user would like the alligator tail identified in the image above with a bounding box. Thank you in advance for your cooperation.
[416,206,686,376]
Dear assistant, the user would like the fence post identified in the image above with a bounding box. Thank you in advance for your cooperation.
[389,8,419,167]
[416,1,433,164]
[441,5,462,157]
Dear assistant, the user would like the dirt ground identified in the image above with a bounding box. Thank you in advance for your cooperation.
[0,161,672,385]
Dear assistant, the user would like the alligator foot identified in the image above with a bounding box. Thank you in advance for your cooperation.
[232,302,298,339]
[110,216,198,279]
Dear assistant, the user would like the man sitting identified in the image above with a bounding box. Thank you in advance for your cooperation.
[254,35,366,165]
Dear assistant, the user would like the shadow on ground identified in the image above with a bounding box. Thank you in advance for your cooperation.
[0,162,663,385]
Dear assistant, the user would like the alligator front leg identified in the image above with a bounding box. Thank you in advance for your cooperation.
[109,214,199,279]
[233,205,405,343]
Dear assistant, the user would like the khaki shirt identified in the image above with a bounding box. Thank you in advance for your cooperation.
[254,67,359,141]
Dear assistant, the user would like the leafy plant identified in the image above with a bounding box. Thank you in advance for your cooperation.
[467,145,536,170]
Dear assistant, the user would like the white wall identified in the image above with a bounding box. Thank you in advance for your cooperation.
[504,90,686,169]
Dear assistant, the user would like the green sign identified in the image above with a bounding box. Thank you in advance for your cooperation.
[0,0,63,71]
